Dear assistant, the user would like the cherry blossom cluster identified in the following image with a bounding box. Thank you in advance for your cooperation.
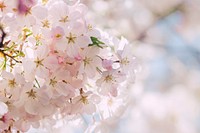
[0,0,137,132]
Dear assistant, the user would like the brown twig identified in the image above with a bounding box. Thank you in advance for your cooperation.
[134,2,185,41]
[1,51,22,63]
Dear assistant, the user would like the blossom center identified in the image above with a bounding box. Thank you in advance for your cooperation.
[0,115,7,123]
[107,98,113,106]
[83,57,92,67]
[121,57,130,65]
[34,34,42,42]
[41,19,50,28]
[8,79,17,88]
[87,24,93,31]
[34,57,44,67]
[55,34,62,39]
[49,77,57,87]
[25,7,32,16]
[104,75,114,83]
[42,0,49,4]
[59,16,69,23]
[5,101,11,107]
[0,2,6,12]
[80,96,88,104]
[26,89,37,99]
[66,33,76,44]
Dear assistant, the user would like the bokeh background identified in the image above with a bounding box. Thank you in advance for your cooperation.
[80,0,200,133]
[29,0,200,132]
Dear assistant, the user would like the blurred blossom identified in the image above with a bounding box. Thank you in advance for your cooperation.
[17,0,35,15]
[1,0,199,132]
[80,0,200,133]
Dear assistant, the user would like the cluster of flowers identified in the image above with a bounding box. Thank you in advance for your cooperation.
[0,0,137,132]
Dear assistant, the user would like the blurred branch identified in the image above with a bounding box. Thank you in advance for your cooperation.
[135,2,185,41]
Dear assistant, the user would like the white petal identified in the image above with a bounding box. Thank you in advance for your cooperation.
[21,121,30,132]
[2,71,13,80]
[44,55,59,71]
[36,66,49,79]
[25,100,40,115]
[90,94,101,104]
[39,104,55,116]
[22,59,36,74]
[0,102,8,116]
[36,44,49,59]
[32,6,48,20]
[84,103,96,114]
[56,83,71,96]
[76,35,92,48]
[15,73,25,85]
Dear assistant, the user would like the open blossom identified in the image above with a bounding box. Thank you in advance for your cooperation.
[22,44,50,81]
[17,0,35,15]
[45,69,75,98]
[0,113,13,131]
[71,89,100,115]
[116,40,138,82]
[0,71,24,90]
[64,23,92,57]
[96,69,126,96]
[16,82,54,116]
[78,47,102,78]
[0,0,137,132]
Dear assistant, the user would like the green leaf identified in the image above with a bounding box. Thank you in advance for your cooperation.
[0,56,7,70]
[3,56,7,69]
[18,51,25,57]
[89,36,104,48]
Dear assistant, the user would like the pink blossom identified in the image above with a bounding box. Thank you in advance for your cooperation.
[0,0,137,132]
